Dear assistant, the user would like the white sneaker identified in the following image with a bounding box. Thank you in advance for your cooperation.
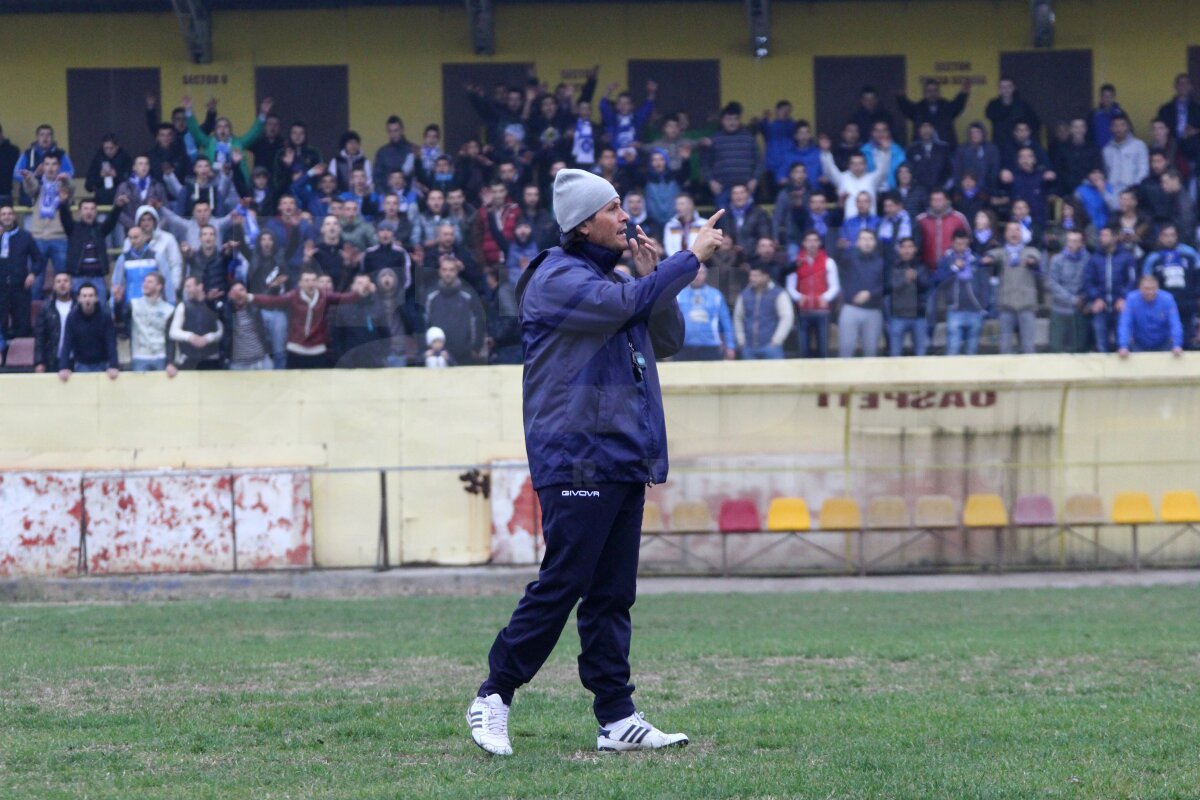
[597,711,689,752]
[466,694,512,756]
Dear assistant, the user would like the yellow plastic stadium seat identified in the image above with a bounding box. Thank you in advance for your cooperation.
[818,497,863,531]
[866,496,910,530]
[1160,491,1200,524]
[642,501,665,534]
[914,495,958,529]
[668,501,715,533]
[1111,492,1155,525]
[765,498,811,532]
[962,494,1008,528]
[1062,493,1106,526]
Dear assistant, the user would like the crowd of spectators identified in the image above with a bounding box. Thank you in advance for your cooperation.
[1,67,1198,376]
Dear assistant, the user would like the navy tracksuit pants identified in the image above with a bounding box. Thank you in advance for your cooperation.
[480,481,645,725]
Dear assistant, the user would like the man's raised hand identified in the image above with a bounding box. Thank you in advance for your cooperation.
[628,225,659,277]
[688,209,726,263]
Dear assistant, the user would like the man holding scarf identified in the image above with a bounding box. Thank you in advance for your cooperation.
[13,125,74,206]
[19,153,70,300]
[115,156,169,231]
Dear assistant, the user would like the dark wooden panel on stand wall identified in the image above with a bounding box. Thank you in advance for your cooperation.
[442,62,534,151]
[1188,47,1200,98]
[255,65,349,165]
[813,56,906,140]
[627,59,720,129]
[67,68,161,163]
[999,50,1093,138]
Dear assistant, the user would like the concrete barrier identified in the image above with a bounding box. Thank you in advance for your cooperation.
[4,356,1200,571]
[0,470,312,577]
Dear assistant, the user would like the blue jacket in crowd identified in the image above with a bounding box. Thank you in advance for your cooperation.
[61,306,118,369]
[0,227,44,286]
[517,241,696,489]
[758,118,797,176]
[1118,289,1183,351]
[677,284,734,350]
[774,142,822,186]
[600,97,654,167]
[1084,247,1137,306]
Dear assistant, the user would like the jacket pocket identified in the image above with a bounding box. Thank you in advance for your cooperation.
[597,383,640,434]
[562,384,603,434]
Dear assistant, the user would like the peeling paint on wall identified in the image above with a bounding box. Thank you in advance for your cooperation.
[0,472,82,577]
[0,470,314,577]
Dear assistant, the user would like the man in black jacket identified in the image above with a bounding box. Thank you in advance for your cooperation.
[0,204,45,341]
[330,273,385,368]
[1053,118,1103,196]
[0,124,19,205]
[906,122,953,193]
[420,223,477,303]
[887,236,930,356]
[146,123,189,182]
[84,134,132,207]
[373,116,415,188]
[424,255,486,364]
[1155,74,1200,145]
[897,79,970,148]
[33,272,74,373]
[363,222,412,283]
[985,77,1041,152]
[58,283,118,381]
[182,224,231,305]
[146,92,213,173]
[481,265,520,364]
[274,122,323,191]
[248,114,284,177]
[720,183,773,254]
[60,192,123,303]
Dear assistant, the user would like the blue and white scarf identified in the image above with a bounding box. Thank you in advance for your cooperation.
[572,118,594,166]
[38,177,59,219]
[420,146,441,175]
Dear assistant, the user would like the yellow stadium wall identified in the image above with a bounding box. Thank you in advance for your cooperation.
[2,355,1200,568]
[0,1,1196,156]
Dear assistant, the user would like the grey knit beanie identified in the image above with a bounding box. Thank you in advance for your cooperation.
[553,169,618,233]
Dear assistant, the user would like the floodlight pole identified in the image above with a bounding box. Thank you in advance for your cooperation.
[466,0,495,56]
[747,0,769,59]
[171,0,213,65]
[1031,0,1055,48]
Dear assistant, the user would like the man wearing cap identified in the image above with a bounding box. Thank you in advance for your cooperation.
[466,169,726,756]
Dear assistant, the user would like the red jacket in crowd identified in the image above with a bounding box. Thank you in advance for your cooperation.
[793,249,833,311]
[916,207,970,270]
[471,202,520,267]
[250,288,359,355]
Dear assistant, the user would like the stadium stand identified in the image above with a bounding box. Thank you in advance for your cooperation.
[4,24,1200,372]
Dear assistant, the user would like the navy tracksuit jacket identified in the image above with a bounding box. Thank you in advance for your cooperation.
[480,240,698,724]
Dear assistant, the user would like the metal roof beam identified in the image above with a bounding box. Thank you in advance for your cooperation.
[170,0,212,64]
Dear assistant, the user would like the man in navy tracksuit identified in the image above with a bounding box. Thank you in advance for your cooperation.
[467,169,726,756]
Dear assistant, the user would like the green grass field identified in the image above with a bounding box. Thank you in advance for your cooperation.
[2,586,1198,799]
